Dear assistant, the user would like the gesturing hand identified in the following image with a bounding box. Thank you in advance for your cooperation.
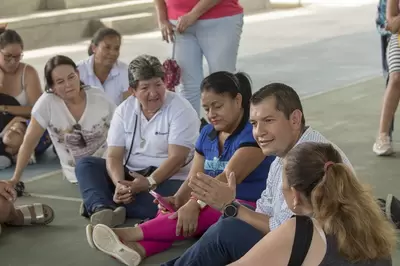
[189,172,236,211]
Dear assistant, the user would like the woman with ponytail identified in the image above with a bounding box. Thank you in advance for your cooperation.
[230,142,396,266]
[86,71,275,266]
[77,27,129,105]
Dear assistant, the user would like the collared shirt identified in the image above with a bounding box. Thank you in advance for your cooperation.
[107,91,199,180]
[255,126,353,231]
[196,119,275,202]
[77,55,129,105]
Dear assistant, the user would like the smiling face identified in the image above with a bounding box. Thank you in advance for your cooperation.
[133,77,166,113]
[92,35,121,68]
[249,96,303,157]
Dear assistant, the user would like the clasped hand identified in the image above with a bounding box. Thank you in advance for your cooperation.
[113,172,150,204]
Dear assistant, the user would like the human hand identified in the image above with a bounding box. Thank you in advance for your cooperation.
[125,171,150,194]
[159,19,175,43]
[0,180,17,202]
[154,194,185,213]
[189,172,236,211]
[176,12,198,34]
[169,199,200,237]
[113,181,134,204]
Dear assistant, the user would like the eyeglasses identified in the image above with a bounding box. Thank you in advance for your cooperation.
[72,124,86,148]
[0,50,23,62]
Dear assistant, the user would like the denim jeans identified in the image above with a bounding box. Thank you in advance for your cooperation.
[75,156,183,219]
[162,217,264,266]
[171,14,244,115]
[381,34,394,137]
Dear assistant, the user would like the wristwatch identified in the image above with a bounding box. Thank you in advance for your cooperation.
[147,175,157,190]
[223,201,240,218]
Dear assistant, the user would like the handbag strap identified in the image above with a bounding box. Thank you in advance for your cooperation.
[124,114,138,167]
[172,33,176,59]
[288,215,314,266]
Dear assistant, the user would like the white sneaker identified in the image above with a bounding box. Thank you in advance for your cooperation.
[92,224,141,266]
[373,135,394,156]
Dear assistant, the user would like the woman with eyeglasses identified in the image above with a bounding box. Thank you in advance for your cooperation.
[7,55,116,185]
[0,27,42,117]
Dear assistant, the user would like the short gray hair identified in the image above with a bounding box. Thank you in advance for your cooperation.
[128,55,164,88]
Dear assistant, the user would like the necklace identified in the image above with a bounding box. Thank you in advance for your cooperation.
[138,112,146,148]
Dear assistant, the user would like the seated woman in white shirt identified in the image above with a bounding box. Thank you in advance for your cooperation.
[75,54,199,227]
[7,55,116,185]
[77,27,129,106]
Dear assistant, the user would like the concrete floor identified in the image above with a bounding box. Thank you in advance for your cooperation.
[1,77,400,265]
[1,1,400,265]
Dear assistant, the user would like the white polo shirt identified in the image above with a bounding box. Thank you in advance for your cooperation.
[107,91,200,181]
[77,55,129,105]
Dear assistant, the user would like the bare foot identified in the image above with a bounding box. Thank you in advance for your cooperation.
[113,226,144,242]
[125,242,146,259]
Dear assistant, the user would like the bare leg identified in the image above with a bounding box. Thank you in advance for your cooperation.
[374,72,400,155]
[113,226,144,242]
[0,196,16,224]
[379,72,400,134]
[123,241,146,259]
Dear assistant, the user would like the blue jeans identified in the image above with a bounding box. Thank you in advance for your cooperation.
[75,156,183,219]
[162,217,264,266]
[171,14,244,115]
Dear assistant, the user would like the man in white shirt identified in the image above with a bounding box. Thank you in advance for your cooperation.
[161,83,355,266]
[75,55,199,227]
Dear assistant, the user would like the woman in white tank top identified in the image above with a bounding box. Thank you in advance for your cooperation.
[0,26,42,118]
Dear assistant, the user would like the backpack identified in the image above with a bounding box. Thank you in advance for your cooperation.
[376,0,391,36]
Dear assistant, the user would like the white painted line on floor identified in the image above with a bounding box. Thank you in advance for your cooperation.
[23,169,62,183]
[27,193,82,202]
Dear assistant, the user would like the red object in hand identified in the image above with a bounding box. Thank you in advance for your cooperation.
[163,58,180,92]
[163,39,180,92]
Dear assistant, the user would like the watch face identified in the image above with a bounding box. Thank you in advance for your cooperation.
[224,204,237,217]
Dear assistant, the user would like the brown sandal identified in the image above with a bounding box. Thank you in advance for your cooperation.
[16,203,55,225]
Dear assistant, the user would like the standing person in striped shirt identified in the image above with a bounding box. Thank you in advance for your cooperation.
[161,83,400,266]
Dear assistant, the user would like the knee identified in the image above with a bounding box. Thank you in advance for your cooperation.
[75,156,103,172]
[389,72,400,85]
[207,217,243,238]
[75,156,105,180]
[0,196,13,224]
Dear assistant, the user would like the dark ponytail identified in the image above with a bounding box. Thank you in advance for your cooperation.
[200,71,253,117]
[234,72,252,117]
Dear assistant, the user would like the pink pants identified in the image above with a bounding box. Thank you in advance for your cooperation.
[138,199,256,257]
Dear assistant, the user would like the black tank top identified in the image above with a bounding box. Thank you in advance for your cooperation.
[288,215,392,266]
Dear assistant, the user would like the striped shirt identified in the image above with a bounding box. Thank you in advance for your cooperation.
[255,126,353,231]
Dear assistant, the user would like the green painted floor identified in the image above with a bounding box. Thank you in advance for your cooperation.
[1,77,400,265]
